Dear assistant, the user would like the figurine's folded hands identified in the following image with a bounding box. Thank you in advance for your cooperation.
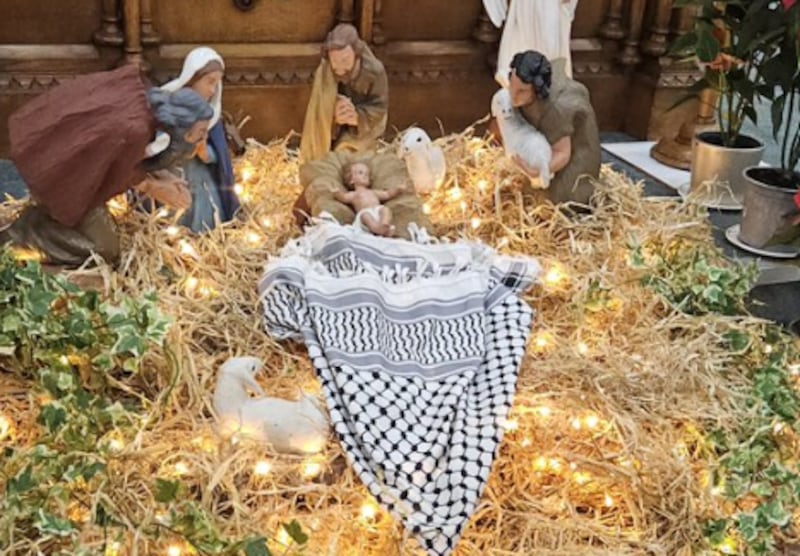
[137,172,192,210]
[334,95,359,127]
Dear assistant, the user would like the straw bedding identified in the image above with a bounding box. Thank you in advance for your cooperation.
[0,128,794,555]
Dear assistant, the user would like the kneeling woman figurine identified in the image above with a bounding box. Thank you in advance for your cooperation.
[149,47,240,231]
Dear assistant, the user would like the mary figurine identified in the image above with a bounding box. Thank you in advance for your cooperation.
[147,47,240,231]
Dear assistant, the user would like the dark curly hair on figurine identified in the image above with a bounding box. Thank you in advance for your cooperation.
[510,50,552,100]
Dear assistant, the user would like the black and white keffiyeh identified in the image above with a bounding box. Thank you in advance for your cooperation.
[258,222,539,555]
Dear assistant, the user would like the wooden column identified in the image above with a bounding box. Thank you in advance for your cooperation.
[472,6,500,44]
[337,0,355,24]
[359,0,374,43]
[642,0,674,57]
[372,0,386,45]
[599,0,626,40]
[140,0,160,45]
[122,0,145,67]
[94,0,124,46]
[619,0,647,66]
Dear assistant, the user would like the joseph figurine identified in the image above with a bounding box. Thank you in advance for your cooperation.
[501,50,600,205]
[299,23,389,163]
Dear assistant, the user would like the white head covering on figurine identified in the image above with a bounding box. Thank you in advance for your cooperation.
[146,46,225,156]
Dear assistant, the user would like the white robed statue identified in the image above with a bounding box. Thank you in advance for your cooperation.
[484,0,579,87]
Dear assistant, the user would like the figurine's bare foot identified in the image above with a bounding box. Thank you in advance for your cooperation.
[367,221,395,237]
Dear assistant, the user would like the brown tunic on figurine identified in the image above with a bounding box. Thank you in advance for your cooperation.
[299,23,389,164]
[2,65,213,266]
[506,51,600,205]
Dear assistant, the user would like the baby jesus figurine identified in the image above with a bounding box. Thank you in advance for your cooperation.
[334,161,404,236]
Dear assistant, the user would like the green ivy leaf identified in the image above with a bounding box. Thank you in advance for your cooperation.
[34,509,76,537]
[282,520,309,545]
[736,512,760,542]
[751,482,774,497]
[758,499,792,527]
[154,478,180,503]
[244,537,272,556]
[39,403,68,433]
[7,465,36,496]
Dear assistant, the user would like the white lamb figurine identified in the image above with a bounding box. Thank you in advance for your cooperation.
[491,88,552,189]
[213,356,329,455]
[398,126,446,194]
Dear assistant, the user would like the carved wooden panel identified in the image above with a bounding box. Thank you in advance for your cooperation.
[377,0,483,41]
[572,0,609,39]
[152,0,339,43]
[0,0,102,44]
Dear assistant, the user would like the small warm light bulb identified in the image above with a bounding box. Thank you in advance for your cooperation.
[535,406,552,418]
[156,208,170,219]
[533,456,548,471]
[773,422,785,434]
[476,179,488,192]
[459,200,468,212]
[254,460,272,476]
[261,216,273,228]
[571,418,582,430]
[105,541,121,556]
[576,342,589,356]
[246,231,262,245]
[470,217,481,230]
[422,203,431,215]
[179,240,198,258]
[184,276,199,294]
[302,460,322,478]
[59,355,70,365]
[241,164,254,182]
[764,344,774,354]
[603,493,613,507]
[0,414,12,441]
[584,414,600,429]
[498,237,509,248]
[790,364,800,376]
[548,458,562,472]
[108,438,124,453]
[165,225,180,237]
[360,500,378,522]
[448,187,463,201]
[543,265,566,287]
[521,437,532,447]
[503,418,519,431]
[233,183,244,196]
[173,462,189,476]
[533,332,551,352]
[167,545,182,556]
[198,285,213,298]
[718,537,737,554]
[572,471,591,485]
[276,527,292,546]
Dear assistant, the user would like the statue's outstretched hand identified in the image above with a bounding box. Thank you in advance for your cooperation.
[141,173,192,210]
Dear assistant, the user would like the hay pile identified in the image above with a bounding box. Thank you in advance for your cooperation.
[1,129,793,555]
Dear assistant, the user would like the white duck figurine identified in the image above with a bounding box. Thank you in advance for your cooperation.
[213,357,329,455]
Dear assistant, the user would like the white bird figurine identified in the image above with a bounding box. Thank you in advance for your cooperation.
[491,88,552,189]
[398,127,446,195]
[213,356,329,455]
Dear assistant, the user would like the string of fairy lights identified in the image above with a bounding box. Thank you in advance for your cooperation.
[3,144,795,555]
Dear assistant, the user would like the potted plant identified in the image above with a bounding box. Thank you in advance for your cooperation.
[739,0,800,248]
[671,0,781,207]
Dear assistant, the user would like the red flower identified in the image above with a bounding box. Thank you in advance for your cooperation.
[795,188,800,210]
[784,0,797,10]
